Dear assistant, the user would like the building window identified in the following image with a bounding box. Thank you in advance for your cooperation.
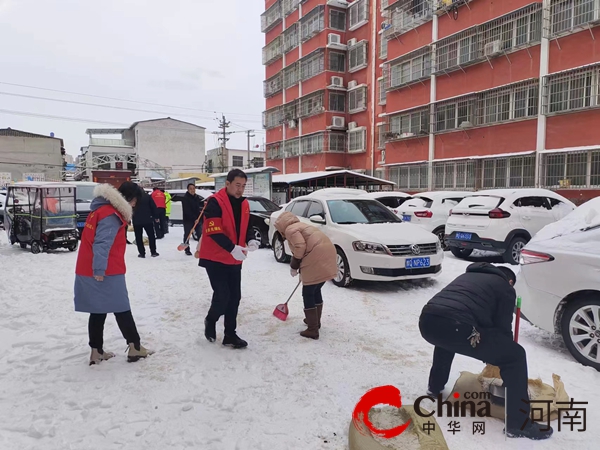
[542,150,600,188]
[348,128,367,153]
[348,40,368,72]
[261,0,283,33]
[544,63,600,114]
[378,78,386,105]
[377,123,386,149]
[267,142,283,159]
[329,92,346,112]
[232,156,244,168]
[386,0,433,39]
[329,51,346,72]
[388,107,429,138]
[284,100,298,121]
[263,107,284,129]
[436,30,478,73]
[549,0,600,37]
[330,9,346,30]
[328,132,347,152]
[348,85,367,113]
[302,133,325,155]
[262,36,283,65]
[380,35,388,60]
[433,161,476,190]
[283,0,300,17]
[387,47,431,90]
[264,73,283,98]
[298,91,325,118]
[283,64,299,88]
[388,164,429,190]
[283,23,299,53]
[349,0,369,30]
[300,5,325,42]
[300,50,325,81]
[284,139,300,157]
[435,98,475,132]
[251,158,265,168]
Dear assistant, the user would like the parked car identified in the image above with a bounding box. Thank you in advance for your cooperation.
[397,191,474,249]
[267,189,444,287]
[247,196,281,248]
[445,188,575,264]
[0,191,6,229]
[167,188,214,226]
[515,196,600,371]
[365,191,411,216]
[65,181,98,238]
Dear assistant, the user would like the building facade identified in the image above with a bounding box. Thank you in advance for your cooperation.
[205,147,266,173]
[263,0,600,204]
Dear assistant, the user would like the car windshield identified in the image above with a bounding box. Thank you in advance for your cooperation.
[76,186,96,203]
[326,199,401,224]
[248,198,280,213]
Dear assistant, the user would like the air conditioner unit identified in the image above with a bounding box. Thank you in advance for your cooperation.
[459,120,474,129]
[328,33,341,45]
[331,76,344,87]
[332,116,345,128]
[348,121,357,130]
[348,38,357,47]
[484,40,502,57]
[400,132,415,138]
[288,120,297,129]
[348,80,358,89]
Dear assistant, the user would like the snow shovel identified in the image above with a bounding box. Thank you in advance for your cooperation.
[177,201,209,251]
[273,279,302,321]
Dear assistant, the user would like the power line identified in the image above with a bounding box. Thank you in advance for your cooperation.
[0,81,262,118]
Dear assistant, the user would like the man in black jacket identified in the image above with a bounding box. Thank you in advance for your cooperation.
[132,189,159,258]
[182,183,204,256]
[419,262,552,440]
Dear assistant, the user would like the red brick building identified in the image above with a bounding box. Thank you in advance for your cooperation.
[263,0,600,204]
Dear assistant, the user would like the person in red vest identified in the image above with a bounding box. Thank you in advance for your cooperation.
[198,169,260,349]
[74,181,154,366]
[151,187,167,238]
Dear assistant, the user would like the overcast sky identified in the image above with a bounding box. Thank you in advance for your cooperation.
[0,0,266,158]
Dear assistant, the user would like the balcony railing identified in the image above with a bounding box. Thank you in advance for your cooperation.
[545,0,600,39]
[262,36,283,65]
[89,138,134,147]
[384,0,434,39]
[261,0,283,33]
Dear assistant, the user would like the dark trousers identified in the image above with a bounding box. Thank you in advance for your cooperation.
[154,208,166,238]
[88,310,141,350]
[205,263,242,336]
[419,313,530,429]
[134,223,157,256]
[183,220,202,243]
[302,282,325,309]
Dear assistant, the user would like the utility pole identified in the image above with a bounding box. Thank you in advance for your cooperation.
[212,114,233,173]
[246,130,255,168]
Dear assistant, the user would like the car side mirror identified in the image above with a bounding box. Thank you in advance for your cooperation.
[309,215,325,224]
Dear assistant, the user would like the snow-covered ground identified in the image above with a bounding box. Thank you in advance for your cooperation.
[0,228,598,450]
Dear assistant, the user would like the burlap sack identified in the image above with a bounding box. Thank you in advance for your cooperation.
[448,371,570,422]
[349,405,449,450]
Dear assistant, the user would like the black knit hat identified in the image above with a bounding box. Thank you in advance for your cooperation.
[497,266,517,284]
[118,181,141,203]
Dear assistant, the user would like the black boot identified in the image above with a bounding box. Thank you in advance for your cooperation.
[204,318,216,342]
[223,333,248,349]
[505,422,553,440]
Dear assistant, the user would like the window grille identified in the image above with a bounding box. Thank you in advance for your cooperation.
[283,0,300,17]
[283,23,299,53]
[388,164,429,190]
[329,92,346,112]
[541,150,600,188]
[543,63,600,114]
[387,106,430,139]
[267,141,283,159]
[301,133,325,155]
[380,35,388,60]
[385,46,432,90]
[298,91,325,118]
[348,86,368,113]
[284,101,298,121]
[385,0,434,39]
[348,128,367,153]
[378,124,386,149]
[300,50,325,81]
[262,36,283,65]
[283,64,300,88]
[378,78,387,104]
[264,73,283,98]
[330,9,347,30]
[548,0,600,38]
[433,160,476,189]
[300,5,325,42]
[261,0,283,33]
[329,51,346,72]
[284,138,301,157]
[349,0,369,30]
[349,40,369,72]
[263,106,284,129]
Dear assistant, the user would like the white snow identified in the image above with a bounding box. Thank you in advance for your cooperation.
[0,229,598,450]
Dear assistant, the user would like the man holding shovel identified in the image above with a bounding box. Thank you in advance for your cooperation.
[418,262,553,440]
[198,169,260,349]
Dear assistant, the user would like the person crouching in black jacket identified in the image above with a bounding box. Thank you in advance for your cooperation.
[181,183,204,255]
[132,189,159,258]
[419,262,552,441]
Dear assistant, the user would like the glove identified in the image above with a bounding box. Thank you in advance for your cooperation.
[247,240,260,252]
[231,245,248,261]
[290,268,298,277]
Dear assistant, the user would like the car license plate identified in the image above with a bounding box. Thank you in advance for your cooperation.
[77,222,85,228]
[405,257,430,269]
[402,215,411,222]
[456,232,472,240]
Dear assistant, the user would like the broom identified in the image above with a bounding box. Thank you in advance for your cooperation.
[273,279,302,321]
[177,200,209,251]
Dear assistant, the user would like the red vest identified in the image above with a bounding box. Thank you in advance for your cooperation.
[75,205,127,276]
[152,190,166,209]
[199,188,250,266]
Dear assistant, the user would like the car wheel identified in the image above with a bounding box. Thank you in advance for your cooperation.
[561,295,600,371]
[332,247,352,288]
[252,226,264,248]
[450,247,473,259]
[434,227,448,251]
[31,241,42,254]
[503,237,528,265]
[68,242,78,252]
[272,233,290,263]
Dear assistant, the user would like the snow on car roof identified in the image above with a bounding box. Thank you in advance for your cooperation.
[467,188,563,198]
[365,191,410,198]
[305,188,372,199]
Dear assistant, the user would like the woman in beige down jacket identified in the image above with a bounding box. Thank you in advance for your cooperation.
[274,211,337,340]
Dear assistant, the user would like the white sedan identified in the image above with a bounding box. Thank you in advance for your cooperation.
[267,189,443,287]
[515,196,600,371]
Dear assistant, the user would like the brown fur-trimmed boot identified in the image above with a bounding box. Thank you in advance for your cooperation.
[304,303,323,329]
[300,308,319,340]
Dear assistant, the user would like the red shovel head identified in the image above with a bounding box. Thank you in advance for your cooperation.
[273,303,289,321]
